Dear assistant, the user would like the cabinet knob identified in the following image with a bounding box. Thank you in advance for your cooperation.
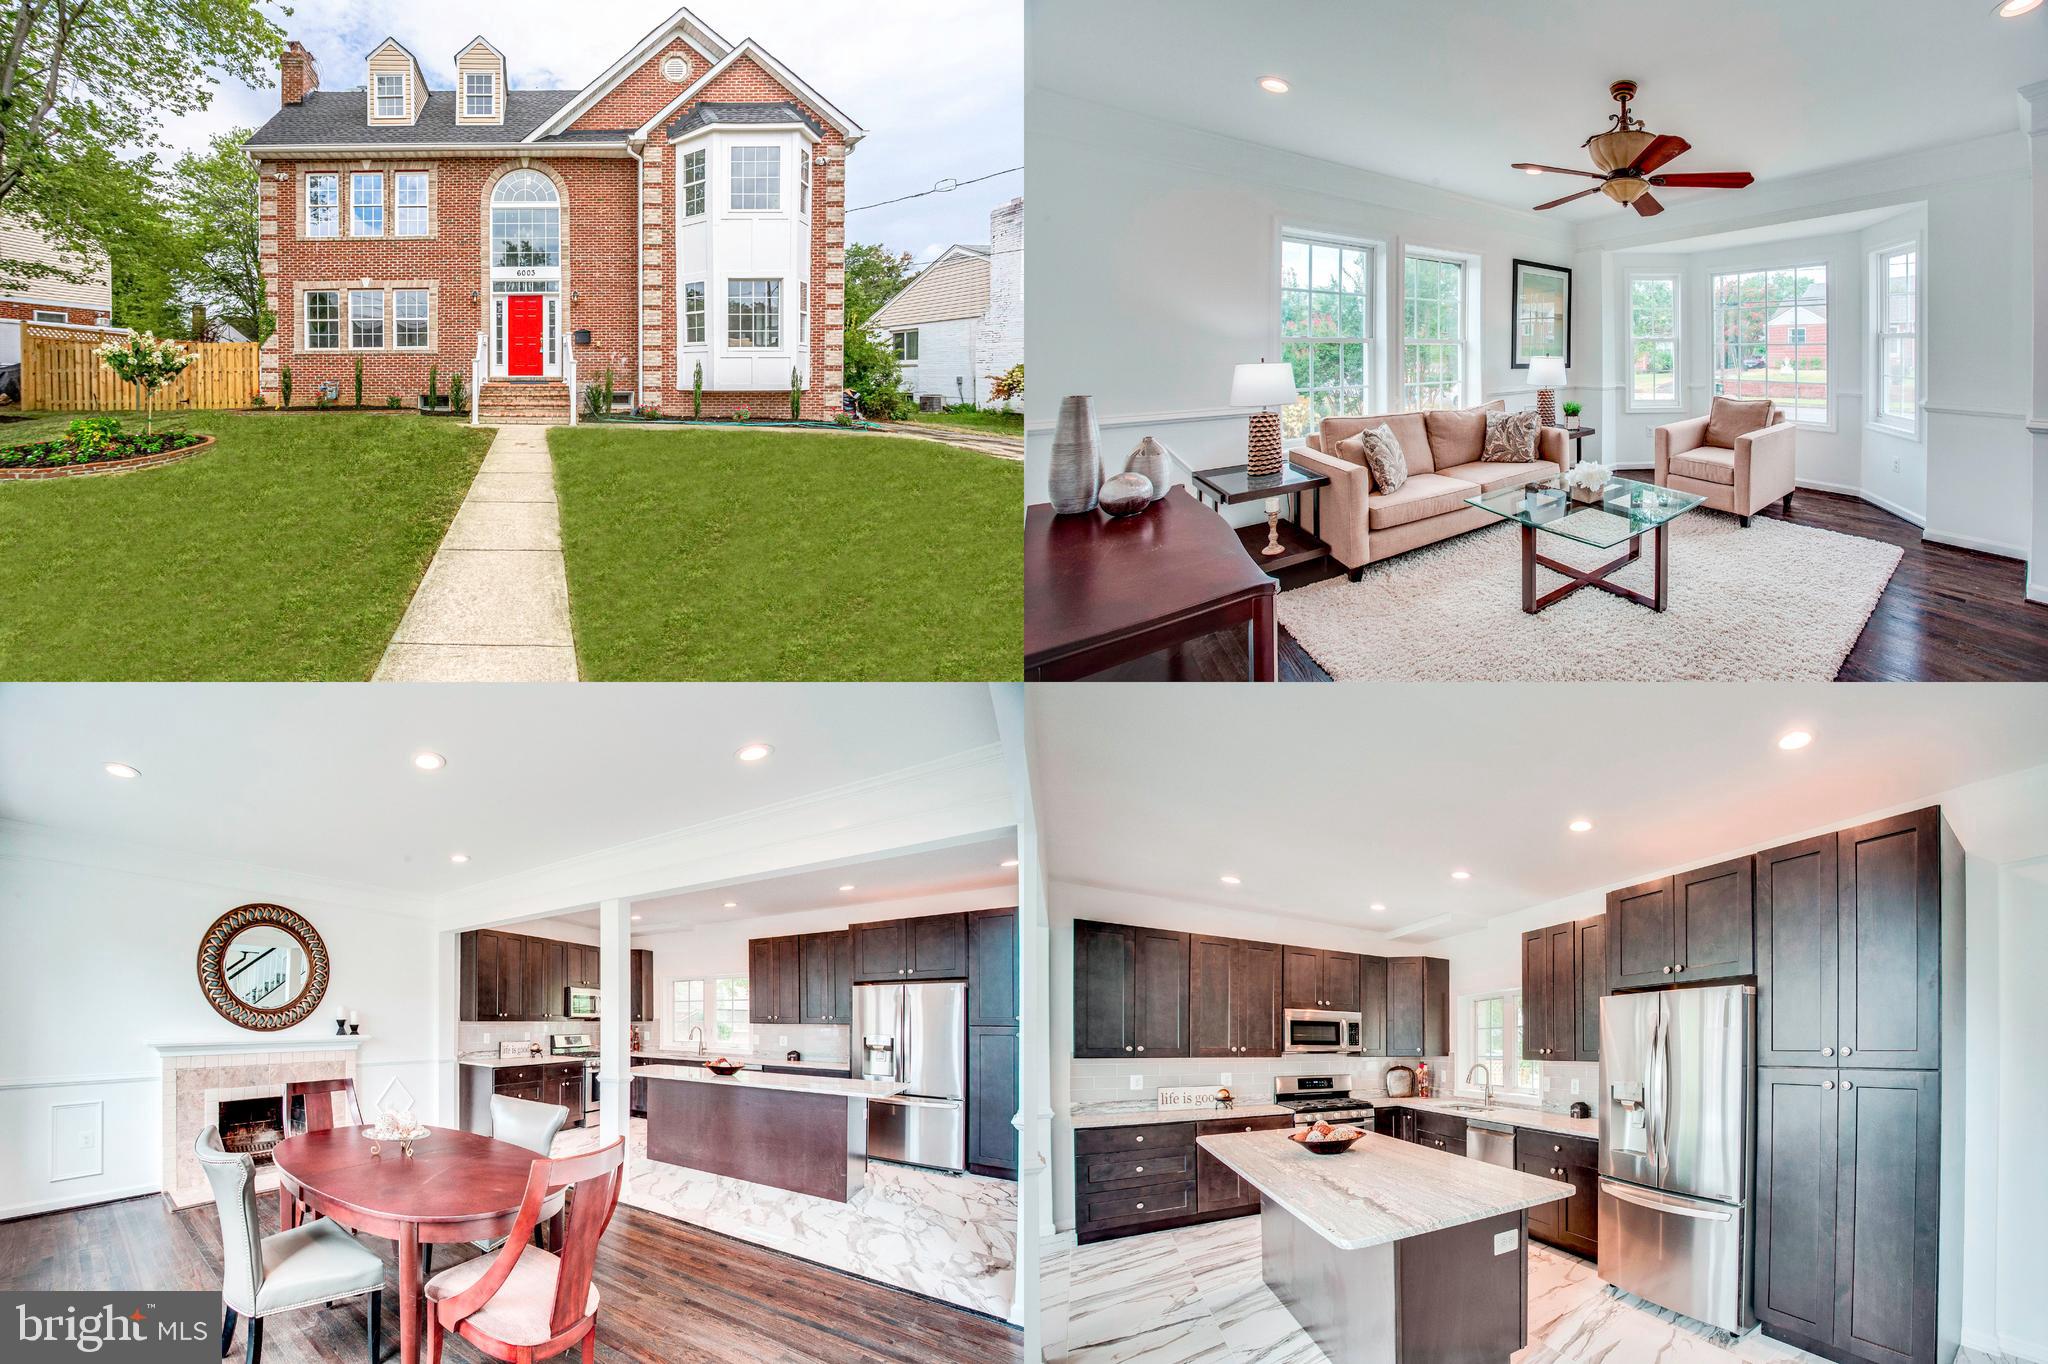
[1821,1046,1834,1057]
[1675,963,1685,972]
[1137,1046,1145,1053]
[1841,1080,1853,1091]
[1841,1045,1852,1056]
[1553,1144,1561,1152]
[1135,1135,1145,1143]
[1662,966,1672,974]
[1823,1080,1835,1090]
[1135,1202,1145,1210]
[1134,1165,1144,1173]
[1124,1046,1133,1053]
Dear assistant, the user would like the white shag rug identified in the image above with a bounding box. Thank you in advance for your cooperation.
[1277,511,1903,681]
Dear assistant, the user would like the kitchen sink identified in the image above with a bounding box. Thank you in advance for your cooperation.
[1437,1103,1489,1112]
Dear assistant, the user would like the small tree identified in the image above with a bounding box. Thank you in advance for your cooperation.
[94,332,193,435]
[987,363,1024,412]
[352,355,364,408]
[449,371,466,413]
[279,364,293,409]
[791,366,802,421]
[692,361,704,419]
[427,365,439,407]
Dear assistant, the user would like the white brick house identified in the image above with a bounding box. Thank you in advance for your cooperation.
[870,196,1022,407]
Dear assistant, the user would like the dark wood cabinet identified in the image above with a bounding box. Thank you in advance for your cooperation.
[797,930,852,1025]
[629,948,653,1024]
[465,930,524,1021]
[460,929,612,1023]
[1383,956,1449,1057]
[967,1026,1019,1177]
[459,1061,587,1134]
[1283,947,1360,1011]
[1521,922,1578,1061]
[1756,832,1838,1067]
[852,919,905,982]
[1755,1067,1840,1346]
[1359,955,1388,1054]
[1574,915,1604,1063]
[1193,1113,1297,1215]
[1607,856,1755,991]
[1074,921,1189,1058]
[1374,1106,1416,1142]
[967,909,1018,1027]
[1075,1114,1293,1242]
[1409,1109,1465,1154]
[1515,1128,1598,1257]
[748,935,802,1023]
[1607,875,1678,989]
[851,912,967,982]
[1192,935,1282,1057]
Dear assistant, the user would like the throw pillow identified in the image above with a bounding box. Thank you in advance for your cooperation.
[1705,396,1774,448]
[1481,409,1539,462]
[1354,423,1409,494]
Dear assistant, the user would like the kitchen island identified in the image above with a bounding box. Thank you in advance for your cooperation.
[633,1064,907,1203]
[1198,1127,1572,1363]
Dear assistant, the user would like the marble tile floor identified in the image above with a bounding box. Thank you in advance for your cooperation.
[555,1117,1016,1321]
[1041,1216,2025,1364]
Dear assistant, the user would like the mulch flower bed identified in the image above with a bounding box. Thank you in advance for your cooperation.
[0,430,214,480]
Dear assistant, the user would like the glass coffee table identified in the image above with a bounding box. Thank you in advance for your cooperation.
[1465,476,1705,614]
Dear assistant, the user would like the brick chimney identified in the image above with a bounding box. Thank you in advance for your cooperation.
[280,41,318,106]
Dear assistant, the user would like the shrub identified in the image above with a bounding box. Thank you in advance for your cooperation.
[315,393,333,410]
[67,416,123,458]
[987,362,1024,412]
[833,412,855,427]
[734,408,751,423]
[791,366,802,421]
[279,365,293,408]
[248,390,267,410]
[385,394,401,409]
[427,366,440,404]
[352,355,364,408]
[584,367,616,420]
[692,361,703,419]
[448,372,466,412]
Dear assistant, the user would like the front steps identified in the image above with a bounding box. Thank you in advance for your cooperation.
[476,380,572,426]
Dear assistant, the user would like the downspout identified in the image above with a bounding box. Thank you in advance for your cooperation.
[627,134,647,414]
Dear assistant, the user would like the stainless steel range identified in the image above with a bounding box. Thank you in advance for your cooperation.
[1273,1074,1374,1126]
[549,1032,601,1122]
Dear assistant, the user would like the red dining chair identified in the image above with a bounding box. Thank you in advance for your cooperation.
[422,1138,624,1364]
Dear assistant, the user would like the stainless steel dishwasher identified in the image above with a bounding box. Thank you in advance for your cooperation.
[1467,1118,1516,1167]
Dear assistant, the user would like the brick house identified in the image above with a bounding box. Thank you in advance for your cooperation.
[245,7,862,423]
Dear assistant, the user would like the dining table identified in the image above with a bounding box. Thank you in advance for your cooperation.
[272,1124,549,1364]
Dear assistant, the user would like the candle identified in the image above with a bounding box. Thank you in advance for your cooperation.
[349,1009,358,1024]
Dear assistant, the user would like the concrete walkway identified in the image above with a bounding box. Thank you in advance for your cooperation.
[371,425,578,681]
[876,420,1024,462]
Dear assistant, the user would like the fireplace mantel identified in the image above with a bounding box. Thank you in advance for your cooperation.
[150,1038,363,1056]
[155,1040,361,1209]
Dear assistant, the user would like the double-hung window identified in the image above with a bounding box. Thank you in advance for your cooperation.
[670,977,752,1051]
[464,72,495,119]
[393,172,429,237]
[684,282,705,344]
[1873,247,1918,435]
[348,290,383,349]
[304,291,340,349]
[798,148,812,215]
[374,74,405,119]
[1402,251,1467,409]
[1278,230,1371,439]
[1462,991,1538,1099]
[893,330,919,362]
[393,289,429,349]
[1627,274,1680,410]
[799,281,809,345]
[349,172,384,237]
[728,279,780,348]
[682,150,706,218]
[306,174,339,238]
[730,146,780,211]
[1712,264,1829,424]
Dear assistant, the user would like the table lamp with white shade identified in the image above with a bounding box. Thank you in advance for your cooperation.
[1528,355,1567,427]
[1231,360,1298,477]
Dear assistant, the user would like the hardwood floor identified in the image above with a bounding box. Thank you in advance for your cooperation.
[1079,486,2048,682]
[0,1195,1022,1364]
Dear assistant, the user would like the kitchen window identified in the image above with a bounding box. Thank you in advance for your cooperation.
[682,150,706,218]
[464,72,495,119]
[393,289,429,349]
[306,174,339,238]
[374,73,406,119]
[683,281,705,344]
[1461,990,1538,1098]
[1627,273,1680,410]
[730,146,781,211]
[728,279,780,348]
[348,289,383,349]
[1873,246,1918,435]
[1712,264,1829,425]
[671,977,752,1050]
[393,172,429,236]
[349,172,383,237]
[1402,251,1468,410]
[304,290,339,349]
[1280,229,1372,439]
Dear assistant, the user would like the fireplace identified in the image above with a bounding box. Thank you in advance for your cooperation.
[218,1095,286,1166]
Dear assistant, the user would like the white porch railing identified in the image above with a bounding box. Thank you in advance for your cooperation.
[469,332,486,426]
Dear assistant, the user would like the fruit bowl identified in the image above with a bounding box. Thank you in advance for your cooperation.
[1288,1122,1363,1155]
[704,1058,744,1076]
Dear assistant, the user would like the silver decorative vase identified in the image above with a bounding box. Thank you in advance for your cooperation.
[1050,395,1103,514]
[1126,436,1174,501]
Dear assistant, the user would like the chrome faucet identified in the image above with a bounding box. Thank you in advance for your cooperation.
[687,1026,705,1057]
[1465,1063,1494,1105]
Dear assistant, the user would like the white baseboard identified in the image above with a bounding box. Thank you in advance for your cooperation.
[2028,578,2048,607]
[1961,1323,2048,1361]
[0,1182,158,1223]
[1922,528,2029,562]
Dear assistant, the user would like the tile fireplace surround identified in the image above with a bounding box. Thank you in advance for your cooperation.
[151,1039,360,1210]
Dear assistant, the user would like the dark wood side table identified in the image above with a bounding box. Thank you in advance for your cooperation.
[1025,487,1279,681]
[1560,425,1596,468]
[1190,461,1333,576]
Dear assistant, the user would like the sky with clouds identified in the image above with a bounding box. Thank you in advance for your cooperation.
[162,0,1021,267]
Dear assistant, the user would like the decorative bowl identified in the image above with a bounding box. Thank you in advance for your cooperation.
[705,1059,744,1076]
[365,1120,430,1158]
[1289,1124,1363,1155]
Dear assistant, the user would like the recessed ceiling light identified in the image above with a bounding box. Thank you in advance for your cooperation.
[722,901,737,909]
[1369,903,1386,913]
[449,853,469,864]
[1451,869,1472,881]
[735,742,773,763]
[1569,819,1594,833]
[103,762,141,779]
[632,914,643,921]
[413,751,446,771]
[839,884,855,892]
[1000,858,1019,869]
[1220,874,1242,885]
[1995,0,2042,17]
[1258,75,1289,94]
[1778,730,1812,751]
[1524,166,1544,175]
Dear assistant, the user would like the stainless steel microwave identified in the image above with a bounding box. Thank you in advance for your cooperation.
[565,985,600,1019]
[1283,1008,1362,1054]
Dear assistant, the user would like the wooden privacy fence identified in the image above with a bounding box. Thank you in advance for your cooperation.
[18,325,260,413]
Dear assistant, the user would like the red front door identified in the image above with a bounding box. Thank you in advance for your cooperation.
[506,295,544,376]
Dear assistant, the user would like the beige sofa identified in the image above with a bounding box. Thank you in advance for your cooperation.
[1653,401,1797,526]
[1293,398,1564,577]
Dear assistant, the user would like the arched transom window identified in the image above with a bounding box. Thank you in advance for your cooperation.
[491,170,560,268]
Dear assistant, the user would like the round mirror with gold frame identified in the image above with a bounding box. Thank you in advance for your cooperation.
[197,903,330,1031]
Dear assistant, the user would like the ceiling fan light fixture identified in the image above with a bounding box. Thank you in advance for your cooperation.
[1995,0,2042,16]
[1602,176,1650,204]
[1587,128,1656,174]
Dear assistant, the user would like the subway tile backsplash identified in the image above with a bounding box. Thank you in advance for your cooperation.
[1070,1055,1599,1113]
[457,1018,849,1065]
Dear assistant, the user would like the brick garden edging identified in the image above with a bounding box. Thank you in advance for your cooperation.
[0,434,217,480]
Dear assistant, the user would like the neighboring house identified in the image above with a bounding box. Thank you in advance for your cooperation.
[0,214,113,327]
[244,7,862,422]
[1764,303,1828,351]
[870,196,1022,408]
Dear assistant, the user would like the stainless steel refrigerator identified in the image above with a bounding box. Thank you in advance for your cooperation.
[852,981,966,1173]
[1597,983,1755,1334]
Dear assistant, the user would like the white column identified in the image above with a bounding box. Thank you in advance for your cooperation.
[434,928,461,1127]
[597,897,633,1144]
[992,682,1047,1350]
[2023,80,2048,604]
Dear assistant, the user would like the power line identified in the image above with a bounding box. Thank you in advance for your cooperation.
[847,166,1021,213]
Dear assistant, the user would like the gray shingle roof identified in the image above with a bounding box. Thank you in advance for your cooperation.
[666,102,823,139]
[247,88,585,148]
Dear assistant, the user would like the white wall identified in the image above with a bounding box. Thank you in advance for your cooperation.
[1858,208,1930,523]
[1024,91,1584,520]
[897,317,981,406]
[0,823,440,1218]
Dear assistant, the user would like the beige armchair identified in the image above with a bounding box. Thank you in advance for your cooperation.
[1653,401,1797,526]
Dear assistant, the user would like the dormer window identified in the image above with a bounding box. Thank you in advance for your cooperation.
[374,73,406,118]
[465,72,495,118]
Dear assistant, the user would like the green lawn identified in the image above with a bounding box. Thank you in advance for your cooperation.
[0,410,491,679]
[902,409,1024,436]
[550,426,1021,680]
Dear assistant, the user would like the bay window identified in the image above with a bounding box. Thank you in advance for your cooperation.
[1402,251,1468,410]
[1279,230,1372,439]
[1712,264,1829,424]
[683,150,706,218]
[1873,246,1918,434]
[684,282,705,344]
[730,146,781,211]
[1627,274,1680,410]
[728,279,780,348]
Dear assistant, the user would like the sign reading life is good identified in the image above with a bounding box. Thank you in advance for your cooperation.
[3,1292,216,1361]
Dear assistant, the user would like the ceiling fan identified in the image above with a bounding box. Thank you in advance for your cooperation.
[1513,80,1755,217]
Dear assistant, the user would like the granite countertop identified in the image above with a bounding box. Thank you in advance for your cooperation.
[1070,1098,1294,1129]
[1197,1128,1573,1251]
[632,1063,905,1099]
[630,1049,850,1074]
[1389,1096,1599,1140]
[457,1053,589,1068]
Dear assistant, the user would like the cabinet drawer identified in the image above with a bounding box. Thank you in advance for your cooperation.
[1412,1112,1467,1142]
[492,1066,539,1086]
[1415,1129,1461,1153]
[1515,1128,1599,1170]
[1082,1180,1195,1227]
[1074,1122,1194,1156]
[1195,1114,1297,1138]
[1080,1149,1195,1190]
